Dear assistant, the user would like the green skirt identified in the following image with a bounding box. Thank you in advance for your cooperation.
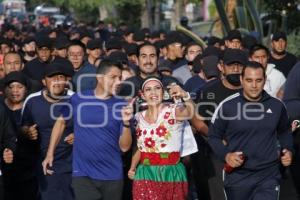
[132,163,188,200]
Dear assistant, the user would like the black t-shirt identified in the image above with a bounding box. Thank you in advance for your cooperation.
[2,107,39,182]
[196,79,241,125]
[22,56,71,83]
[184,75,206,96]
[268,52,298,78]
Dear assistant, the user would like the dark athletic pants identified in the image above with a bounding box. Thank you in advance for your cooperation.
[290,129,300,199]
[4,178,38,200]
[225,179,280,200]
[38,172,74,200]
[72,176,123,200]
[0,176,3,200]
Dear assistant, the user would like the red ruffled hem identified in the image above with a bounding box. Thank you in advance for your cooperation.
[132,180,188,200]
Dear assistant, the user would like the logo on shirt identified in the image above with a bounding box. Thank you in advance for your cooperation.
[266,108,273,113]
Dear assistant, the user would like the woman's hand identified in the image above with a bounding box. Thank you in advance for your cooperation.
[128,168,136,180]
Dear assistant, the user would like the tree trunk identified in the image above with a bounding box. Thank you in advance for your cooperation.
[171,0,185,30]
[98,5,108,20]
[154,0,161,30]
[141,0,153,28]
[203,0,212,21]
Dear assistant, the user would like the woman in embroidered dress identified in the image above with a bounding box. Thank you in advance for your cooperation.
[128,76,194,200]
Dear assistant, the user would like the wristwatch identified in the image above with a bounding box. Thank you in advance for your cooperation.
[182,92,191,101]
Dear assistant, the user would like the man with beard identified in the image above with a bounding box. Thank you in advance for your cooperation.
[268,31,297,78]
[2,72,39,200]
[21,63,74,200]
[21,37,37,63]
[195,48,247,200]
[22,36,65,83]
[119,42,181,99]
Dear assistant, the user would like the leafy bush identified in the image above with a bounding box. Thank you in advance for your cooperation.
[287,29,300,58]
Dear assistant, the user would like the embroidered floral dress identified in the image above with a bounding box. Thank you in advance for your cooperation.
[133,103,188,200]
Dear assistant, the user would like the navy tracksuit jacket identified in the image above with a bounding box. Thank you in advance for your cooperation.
[208,91,293,190]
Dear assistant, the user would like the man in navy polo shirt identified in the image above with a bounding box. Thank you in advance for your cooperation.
[42,60,133,200]
[21,63,74,200]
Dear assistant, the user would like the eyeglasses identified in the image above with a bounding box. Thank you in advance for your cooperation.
[5,61,21,65]
[68,53,84,57]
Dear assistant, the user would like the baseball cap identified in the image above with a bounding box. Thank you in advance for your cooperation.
[201,46,223,60]
[22,37,36,46]
[4,71,28,87]
[202,56,220,78]
[271,31,287,41]
[226,30,242,41]
[207,36,222,46]
[44,63,68,77]
[87,39,102,50]
[192,54,203,74]
[36,36,53,49]
[242,35,258,50]
[149,31,160,39]
[164,31,183,46]
[54,38,70,50]
[0,39,13,47]
[106,38,123,51]
[124,43,138,56]
[223,49,247,65]
[133,30,146,42]
[107,51,128,64]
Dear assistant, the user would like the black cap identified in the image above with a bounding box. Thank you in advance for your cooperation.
[4,25,16,32]
[106,38,123,51]
[133,30,146,42]
[36,36,53,49]
[107,51,128,64]
[272,31,287,41]
[226,30,242,41]
[202,46,223,59]
[86,39,102,50]
[242,35,258,50]
[44,63,68,77]
[22,37,35,46]
[154,40,166,49]
[4,71,27,87]
[124,43,138,56]
[202,55,220,78]
[123,29,134,36]
[52,58,74,77]
[79,32,93,40]
[223,49,247,65]
[54,38,70,50]
[0,39,13,47]
[158,60,172,73]
[192,54,203,74]
[207,36,221,46]
[149,31,160,39]
[164,31,183,46]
